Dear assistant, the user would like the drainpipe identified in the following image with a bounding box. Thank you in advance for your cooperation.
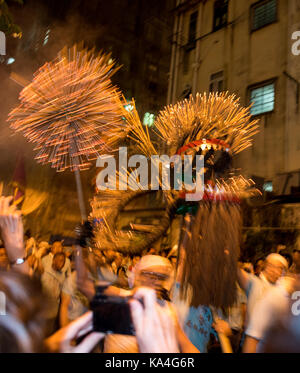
[283,0,294,176]
[167,1,180,105]
[283,71,300,113]
[172,10,184,103]
[192,1,204,96]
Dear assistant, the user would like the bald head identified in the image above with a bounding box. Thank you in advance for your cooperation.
[263,253,288,284]
[266,253,288,268]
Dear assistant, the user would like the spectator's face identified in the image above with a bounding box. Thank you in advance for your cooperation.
[243,263,254,274]
[132,257,141,267]
[94,250,106,266]
[104,250,116,263]
[0,248,8,269]
[255,260,264,275]
[51,242,63,254]
[264,258,286,283]
[135,265,171,293]
[65,249,72,258]
[52,255,65,271]
[293,250,300,267]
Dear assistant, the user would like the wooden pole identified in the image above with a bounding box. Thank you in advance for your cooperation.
[74,168,87,221]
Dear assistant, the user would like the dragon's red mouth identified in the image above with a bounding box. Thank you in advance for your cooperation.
[176,138,230,155]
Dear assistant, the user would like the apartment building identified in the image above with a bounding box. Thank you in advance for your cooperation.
[168,0,300,195]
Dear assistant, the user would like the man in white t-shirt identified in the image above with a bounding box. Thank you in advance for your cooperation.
[60,270,89,327]
[41,252,69,335]
[244,275,296,352]
[42,241,71,277]
[237,253,289,352]
[238,254,288,319]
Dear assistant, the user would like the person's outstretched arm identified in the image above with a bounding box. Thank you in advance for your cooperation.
[0,196,29,275]
[60,291,71,328]
[45,311,104,353]
[242,336,259,353]
[237,267,250,293]
[74,245,95,301]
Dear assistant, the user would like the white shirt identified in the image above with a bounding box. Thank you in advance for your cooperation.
[222,285,247,331]
[42,253,71,276]
[41,266,68,318]
[246,273,273,322]
[62,271,88,321]
[245,281,290,350]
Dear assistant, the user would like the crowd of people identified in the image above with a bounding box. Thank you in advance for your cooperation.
[0,195,300,353]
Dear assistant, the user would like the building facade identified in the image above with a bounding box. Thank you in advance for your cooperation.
[168,0,300,195]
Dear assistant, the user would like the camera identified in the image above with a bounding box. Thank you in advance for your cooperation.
[90,283,170,335]
[90,283,135,335]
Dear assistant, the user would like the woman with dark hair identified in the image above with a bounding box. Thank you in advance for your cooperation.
[0,270,48,352]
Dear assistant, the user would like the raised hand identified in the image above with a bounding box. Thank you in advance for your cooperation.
[45,311,104,353]
[130,287,180,353]
[0,196,27,273]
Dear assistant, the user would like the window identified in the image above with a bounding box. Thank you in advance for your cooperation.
[209,71,224,92]
[251,0,277,31]
[43,29,50,46]
[249,82,275,115]
[213,0,228,31]
[143,112,155,127]
[124,101,134,112]
[188,11,198,43]
[263,181,273,192]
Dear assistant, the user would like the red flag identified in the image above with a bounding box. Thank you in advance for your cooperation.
[11,154,26,206]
